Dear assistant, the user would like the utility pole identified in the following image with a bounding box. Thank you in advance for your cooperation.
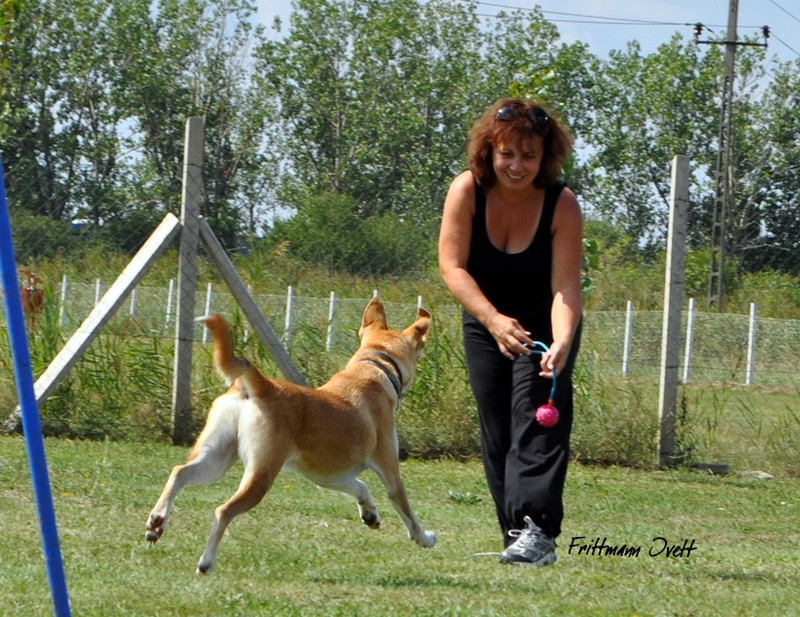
[697,0,768,311]
[706,0,737,311]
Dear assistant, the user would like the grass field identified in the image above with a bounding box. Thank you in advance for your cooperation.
[1,437,797,616]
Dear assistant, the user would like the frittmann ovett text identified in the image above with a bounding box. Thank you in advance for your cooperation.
[567,536,697,558]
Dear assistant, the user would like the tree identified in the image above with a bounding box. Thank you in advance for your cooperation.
[577,36,723,256]
[3,0,796,281]
[735,58,800,274]
[255,0,596,273]
[106,0,273,248]
[254,0,488,235]
[270,191,429,276]
[0,0,122,224]
[1,0,273,254]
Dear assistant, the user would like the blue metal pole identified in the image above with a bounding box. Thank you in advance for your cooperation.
[0,156,72,616]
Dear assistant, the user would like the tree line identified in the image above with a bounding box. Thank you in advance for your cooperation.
[2,0,799,277]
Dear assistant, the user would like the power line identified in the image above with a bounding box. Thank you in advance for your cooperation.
[768,0,800,26]
[763,0,800,59]
[467,0,800,59]
[771,32,800,58]
[468,0,768,30]
[540,11,688,27]
[475,2,687,26]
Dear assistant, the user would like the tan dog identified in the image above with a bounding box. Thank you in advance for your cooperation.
[145,298,436,574]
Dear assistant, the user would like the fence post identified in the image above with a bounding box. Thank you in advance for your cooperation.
[171,116,204,446]
[683,297,696,383]
[622,300,633,377]
[326,291,337,352]
[58,274,68,327]
[165,278,175,330]
[284,285,295,346]
[202,283,214,343]
[746,302,757,385]
[129,286,138,318]
[658,155,689,468]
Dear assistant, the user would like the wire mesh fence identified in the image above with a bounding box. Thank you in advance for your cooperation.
[3,250,800,473]
[584,308,800,388]
[4,278,799,387]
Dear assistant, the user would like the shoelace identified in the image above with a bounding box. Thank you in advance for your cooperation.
[507,516,549,550]
[468,517,546,559]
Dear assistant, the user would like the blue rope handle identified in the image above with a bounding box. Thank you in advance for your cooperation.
[523,341,557,401]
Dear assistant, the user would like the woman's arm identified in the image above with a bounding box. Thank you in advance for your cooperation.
[540,186,583,377]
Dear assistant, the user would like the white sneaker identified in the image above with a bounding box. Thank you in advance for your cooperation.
[499,516,557,567]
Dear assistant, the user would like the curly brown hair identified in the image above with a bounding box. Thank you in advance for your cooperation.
[467,97,573,189]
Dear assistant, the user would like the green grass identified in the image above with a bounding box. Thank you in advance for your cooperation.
[1,437,797,616]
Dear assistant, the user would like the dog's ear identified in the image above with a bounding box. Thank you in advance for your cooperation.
[359,297,388,336]
[406,309,431,347]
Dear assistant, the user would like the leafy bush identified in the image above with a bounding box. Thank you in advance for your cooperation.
[269,192,431,277]
[727,269,800,318]
[10,211,78,262]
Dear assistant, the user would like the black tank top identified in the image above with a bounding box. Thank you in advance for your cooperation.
[465,180,566,338]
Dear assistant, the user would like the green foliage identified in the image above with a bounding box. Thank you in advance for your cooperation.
[582,234,666,311]
[727,269,800,318]
[398,307,479,459]
[3,0,800,275]
[9,207,176,265]
[269,191,431,276]
[9,210,78,262]
[3,0,800,472]
[1,0,272,250]
[3,246,799,474]
[581,237,599,292]
[683,247,713,301]
[256,0,486,235]
[22,314,177,442]
[581,36,723,254]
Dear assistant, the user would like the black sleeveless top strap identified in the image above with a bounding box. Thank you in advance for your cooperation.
[465,180,566,339]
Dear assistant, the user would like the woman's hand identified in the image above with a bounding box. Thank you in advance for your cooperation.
[538,339,570,378]
[486,312,534,360]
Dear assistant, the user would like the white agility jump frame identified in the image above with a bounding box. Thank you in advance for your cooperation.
[5,118,306,443]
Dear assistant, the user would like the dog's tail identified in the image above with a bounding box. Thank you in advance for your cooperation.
[198,314,273,399]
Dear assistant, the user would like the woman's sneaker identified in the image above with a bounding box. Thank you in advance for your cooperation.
[499,516,557,567]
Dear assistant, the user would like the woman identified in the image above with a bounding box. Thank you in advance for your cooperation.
[438,97,582,567]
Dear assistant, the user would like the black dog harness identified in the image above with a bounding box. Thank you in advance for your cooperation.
[360,351,404,400]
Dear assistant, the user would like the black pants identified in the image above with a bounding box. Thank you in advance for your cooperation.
[462,313,581,545]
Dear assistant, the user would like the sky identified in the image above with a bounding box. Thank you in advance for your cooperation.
[254,0,800,65]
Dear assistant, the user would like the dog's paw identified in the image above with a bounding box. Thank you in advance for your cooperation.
[361,510,381,529]
[196,554,217,575]
[145,514,166,543]
[196,562,213,575]
[415,530,437,548]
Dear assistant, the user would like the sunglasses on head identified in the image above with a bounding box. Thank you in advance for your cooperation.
[496,104,549,127]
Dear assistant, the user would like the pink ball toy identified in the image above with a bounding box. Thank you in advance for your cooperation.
[536,402,559,427]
